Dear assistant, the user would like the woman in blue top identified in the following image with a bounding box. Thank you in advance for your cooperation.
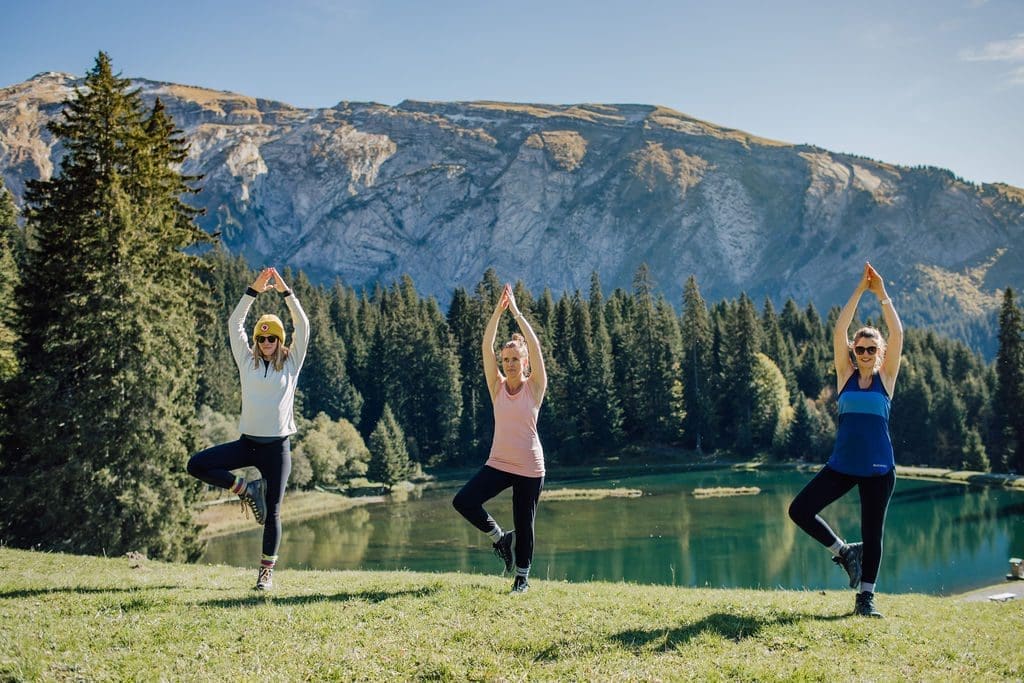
[789,262,903,618]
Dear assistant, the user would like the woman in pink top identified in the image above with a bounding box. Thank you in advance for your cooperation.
[453,283,548,593]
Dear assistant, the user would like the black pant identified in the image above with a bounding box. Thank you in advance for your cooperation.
[452,465,544,570]
[188,437,292,559]
[788,465,896,585]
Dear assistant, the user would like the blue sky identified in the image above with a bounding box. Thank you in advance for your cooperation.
[3,0,1023,187]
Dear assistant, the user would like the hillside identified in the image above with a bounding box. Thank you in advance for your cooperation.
[2,72,1023,352]
[0,547,1021,680]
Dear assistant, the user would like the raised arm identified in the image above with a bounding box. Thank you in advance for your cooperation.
[505,284,547,404]
[866,263,903,395]
[270,268,310,371]
[482,291,507,401]
[833,264,870,391]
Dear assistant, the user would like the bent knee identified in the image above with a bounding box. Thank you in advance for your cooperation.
[787,500,806,524]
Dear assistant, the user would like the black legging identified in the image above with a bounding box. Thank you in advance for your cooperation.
[788,465,896,585]
[188,436,292,559]
[453,465,544,571]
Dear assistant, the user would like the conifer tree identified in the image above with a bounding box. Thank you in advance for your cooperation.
[721,294,762,456]
[447,287,484,460]
[585,273,624,450]
[195,246,250,415]
[368,404,410,486]
[993,288,1024,472]
[302,302,363,424]
[0,183,20,463]
[5,53,207,560]
[786,397,815,460]
[680,275,713,451]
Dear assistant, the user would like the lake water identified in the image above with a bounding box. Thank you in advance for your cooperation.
[201,468,1024,595]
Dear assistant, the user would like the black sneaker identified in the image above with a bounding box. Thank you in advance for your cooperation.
[832,542,863,589]
[854,591,882,618]
[239,478,267,525]
[492,530,515,573]
[511,575,529,594]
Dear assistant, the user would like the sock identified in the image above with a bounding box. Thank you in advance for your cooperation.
[261,554,278,569]
[230,475,246,495]
[487,525,504,543]
[860,581,875,594]
[828,540,846,557]
[515,566,530,580]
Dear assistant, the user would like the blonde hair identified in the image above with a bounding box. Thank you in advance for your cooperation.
[850,326,886,372]
[502,333,528,357]
[500,333,530,375]
[252,341,290,372]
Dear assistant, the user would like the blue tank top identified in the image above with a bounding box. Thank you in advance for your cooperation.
[827,372,895,476]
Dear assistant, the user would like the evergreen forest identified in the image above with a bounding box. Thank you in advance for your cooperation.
[1,53,1023,561]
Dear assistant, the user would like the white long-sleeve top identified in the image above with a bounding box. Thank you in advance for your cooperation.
[228,291,310,437]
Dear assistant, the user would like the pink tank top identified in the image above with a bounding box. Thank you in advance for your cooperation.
[485,379,545,477]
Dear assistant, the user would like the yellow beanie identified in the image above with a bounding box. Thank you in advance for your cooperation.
[253,314,286,345]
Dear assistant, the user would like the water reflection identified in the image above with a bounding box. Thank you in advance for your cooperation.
[201,469,1024,595]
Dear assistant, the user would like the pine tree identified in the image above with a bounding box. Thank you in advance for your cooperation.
[447,287,484,461]
[195,246,250,415]
[367,404,410,486]
[680,275,713,451]
[721,294,762,456]
[961,427,990,472]
[0,183,20,464]
[786,397,815,461]
[301,302,363,424]
[0,184,19,382]
[993,288,1024,472]
[4,53,207,560]
[585,273,624,450]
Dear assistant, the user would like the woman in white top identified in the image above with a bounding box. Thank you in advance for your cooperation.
[188,267,309,590]
[453,283,547,593]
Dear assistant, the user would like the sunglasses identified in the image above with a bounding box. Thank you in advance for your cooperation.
[854,345,878,356]
[256,335,278,344]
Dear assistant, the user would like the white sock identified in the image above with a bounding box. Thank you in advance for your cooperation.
[487,526,503,542]
[860,581,875,594]
[828,540,846,557]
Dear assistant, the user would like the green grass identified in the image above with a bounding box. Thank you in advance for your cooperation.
[1,548,1021,680]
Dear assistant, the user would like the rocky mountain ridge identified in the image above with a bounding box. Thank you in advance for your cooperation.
[2,71,1023,352]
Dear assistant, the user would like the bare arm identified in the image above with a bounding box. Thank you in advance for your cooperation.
[482,293,506,402]
[833,264,870,391]
[866,263,903,395]
[505,284,547,404]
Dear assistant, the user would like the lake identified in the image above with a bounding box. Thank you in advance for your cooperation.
[201,467,1024,595]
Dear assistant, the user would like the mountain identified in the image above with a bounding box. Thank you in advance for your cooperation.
[2,71,1023,353]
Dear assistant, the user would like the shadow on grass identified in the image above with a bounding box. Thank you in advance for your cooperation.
[197,584,441,608]
[533,610,850,661]
[0,586,182,600]
[609,611,849,652]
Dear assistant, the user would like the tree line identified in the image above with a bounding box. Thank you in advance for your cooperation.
[1,53,1023,562]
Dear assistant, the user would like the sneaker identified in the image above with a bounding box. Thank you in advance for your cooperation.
[239,478,267,525]
[255,566,273,591]
[492,530,515,573]
[854,591,882,618]
[511,575,529,594]
[832,542,863,589]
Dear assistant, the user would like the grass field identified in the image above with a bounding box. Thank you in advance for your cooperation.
[1,547,1021,681]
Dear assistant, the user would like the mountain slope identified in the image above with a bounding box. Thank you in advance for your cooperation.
[2,72,1022,351]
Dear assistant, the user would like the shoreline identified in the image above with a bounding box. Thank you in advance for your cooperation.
[197,462,1023,600]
